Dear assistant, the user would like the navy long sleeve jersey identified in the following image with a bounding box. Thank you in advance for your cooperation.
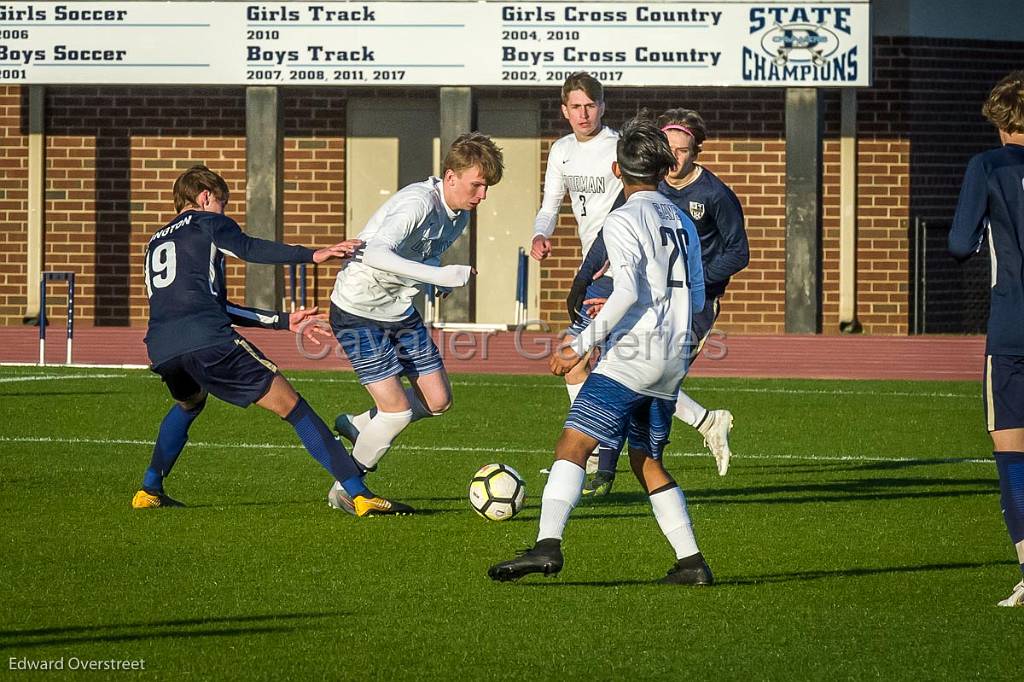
[143,211,315,365]
[949,143,1024,355]
[570,168,749,312]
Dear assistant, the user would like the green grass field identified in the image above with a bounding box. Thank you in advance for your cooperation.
[1,365,1020,679]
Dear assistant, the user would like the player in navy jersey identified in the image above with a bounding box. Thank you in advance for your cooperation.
[489,114,713,584]
[948,71,1024,607]
[570,108,749,495]
[135,165,402,516]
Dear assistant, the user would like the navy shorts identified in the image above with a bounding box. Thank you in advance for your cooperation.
[983,355,1024,432]
[566,275,614,337]
[330,303,443,385]
[564,373,676,458]
[152,337,278,408]
[688,296,721,363]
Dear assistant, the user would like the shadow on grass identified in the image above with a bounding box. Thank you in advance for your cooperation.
[500,560,1017,588]
[729,559,1018,585]
[597,476,996,507]
[513,579,654,588]
[0,611,345,650]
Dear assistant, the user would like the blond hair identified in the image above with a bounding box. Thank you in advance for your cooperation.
[982,71,1024,134]
[443,132,504,185]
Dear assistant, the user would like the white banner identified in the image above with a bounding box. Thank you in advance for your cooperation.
[0,2,871,87]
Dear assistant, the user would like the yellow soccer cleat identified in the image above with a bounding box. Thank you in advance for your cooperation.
[353,495,414,517]
[131,489,185,509]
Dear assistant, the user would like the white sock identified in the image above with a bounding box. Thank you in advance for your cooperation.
[674,391,708,430]
[537,459,585,541]
[566,381,584,405]
[352,409,412,470]
[404,388,438,421]
[649,486,700,559]
[351,409,374,432]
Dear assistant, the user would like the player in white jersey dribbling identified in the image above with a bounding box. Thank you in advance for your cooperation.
[326,133,504,516]
[490,113,715,585]
[530,72,624,475]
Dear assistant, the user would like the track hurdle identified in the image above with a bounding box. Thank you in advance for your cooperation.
[39,271,76,366]
[288,263,309,311]
[514,248,528,325]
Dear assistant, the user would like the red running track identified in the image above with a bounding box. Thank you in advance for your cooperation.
[0,326,985,381]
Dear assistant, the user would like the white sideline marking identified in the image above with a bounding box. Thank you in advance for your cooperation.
[0,367,978,399]
[290,377,977,399]
[0,362,148,369]
[0,373,127,383]
[0,435,992,466]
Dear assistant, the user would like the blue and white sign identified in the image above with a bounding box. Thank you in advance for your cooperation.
[0,2,871,86]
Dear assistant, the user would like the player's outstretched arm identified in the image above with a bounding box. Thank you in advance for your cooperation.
[313,239,363,264]
[225,302,292,330]
[288,306,333,345]
[566,216,640,359]
[211,216,322,265]
[360,241,476,288]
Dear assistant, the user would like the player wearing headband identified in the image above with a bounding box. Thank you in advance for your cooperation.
[572,108,749,494]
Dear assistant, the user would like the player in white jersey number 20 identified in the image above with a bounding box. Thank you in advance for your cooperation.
[490,114,716,585]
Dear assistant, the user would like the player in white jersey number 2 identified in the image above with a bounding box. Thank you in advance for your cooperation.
[326,133,504,516]
[490,114,715,585]
[530,72,623,475]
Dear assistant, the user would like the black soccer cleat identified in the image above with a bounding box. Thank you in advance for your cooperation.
[488,539,564,582]
[659,554,715,586]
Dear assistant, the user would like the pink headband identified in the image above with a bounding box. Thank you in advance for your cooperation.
[661,124,695,137]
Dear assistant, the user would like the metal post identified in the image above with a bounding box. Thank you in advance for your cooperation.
[66,273,75,365]
[38,277,46,364]
[289,264,297,312]
[913,218,921,333]
[921,220,927,335]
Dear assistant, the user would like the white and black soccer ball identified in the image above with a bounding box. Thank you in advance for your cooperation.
[469,463,525,521]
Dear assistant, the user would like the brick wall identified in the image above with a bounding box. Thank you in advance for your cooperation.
[1,36,1022,334]
[534,87,790,333]
[0,87,28,321]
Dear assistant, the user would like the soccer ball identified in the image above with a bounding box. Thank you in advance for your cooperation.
[469,463,525,521]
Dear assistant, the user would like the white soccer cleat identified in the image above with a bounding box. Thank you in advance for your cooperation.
[700,409,733,477]
[327,480,356,515]
[997,579,1024,607]
[585,454,600,475]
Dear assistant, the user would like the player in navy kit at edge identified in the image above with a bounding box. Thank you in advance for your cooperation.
[572,108,749,495]
[948,71,1024,607]
[489,114,713,584]
[134,165,399,516]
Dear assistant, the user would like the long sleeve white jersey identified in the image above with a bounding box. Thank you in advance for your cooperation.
[533,126,622,257]
[331,177,470,322]
[572,190,706,400]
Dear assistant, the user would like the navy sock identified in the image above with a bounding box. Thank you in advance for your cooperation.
[994,451,1024,575]
[285,396,365,495]
[597,445,621,475]
[143,401,204,493]
[342,475,371,499]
